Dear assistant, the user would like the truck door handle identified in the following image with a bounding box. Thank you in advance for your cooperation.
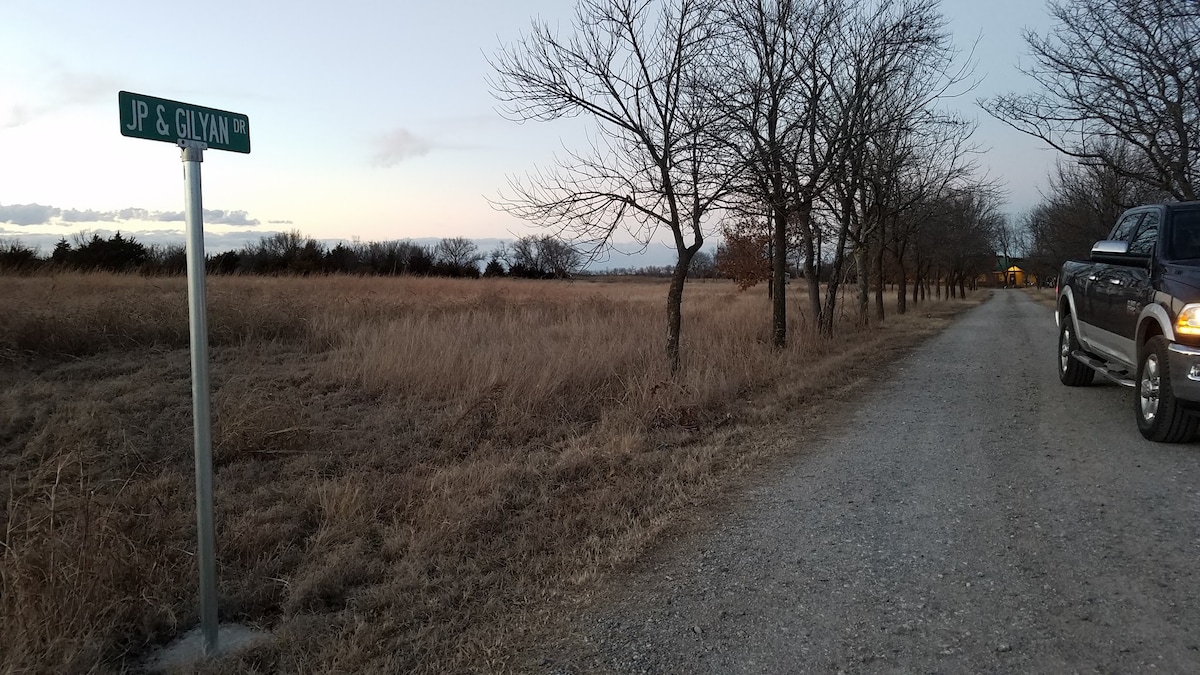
[1109,278,1122,285]
[1087,275,1098,281]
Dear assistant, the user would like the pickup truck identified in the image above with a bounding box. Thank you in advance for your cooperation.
[1056,201,1200,442]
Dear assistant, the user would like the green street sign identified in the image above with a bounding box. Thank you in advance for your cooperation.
[119,91,250,154]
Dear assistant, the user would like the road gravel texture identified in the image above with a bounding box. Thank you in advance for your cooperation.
[542,290,1200,674]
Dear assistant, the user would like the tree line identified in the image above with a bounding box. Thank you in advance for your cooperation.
[0,231,588,279]
[985,0,1199,282]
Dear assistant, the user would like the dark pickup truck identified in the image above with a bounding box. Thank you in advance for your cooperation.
[1057,201,1200,442]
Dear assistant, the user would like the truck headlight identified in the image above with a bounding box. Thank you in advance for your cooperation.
[1178,304,1200,336]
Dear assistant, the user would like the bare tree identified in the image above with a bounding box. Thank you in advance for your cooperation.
[1021,150,1169,280]
[985,0,1200,200]
[435,237,484,272]
[819,0,975,334]
[992,216,1027,264]
[858,116,982,319]
[537,236,584,277]
[506,234,584,277]
[884,120,984,313]
[711,0,848,346]
[931,185,1005,297]
[507,236,539,273]
[688,249,716,277]
[490,0,729,373]
[353,240,435,275]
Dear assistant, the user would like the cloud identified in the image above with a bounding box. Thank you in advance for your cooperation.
[54,69,118,107]
[1,104,34,129]
[61,208,118,223]
[371,128,434,167]
[204,209,259,226]
[2,66,119,129]
[117,208,152,220]
[0,203,61,226]
[0,202,267,227]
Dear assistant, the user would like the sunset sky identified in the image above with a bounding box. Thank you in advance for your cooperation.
[1,0,1060,255]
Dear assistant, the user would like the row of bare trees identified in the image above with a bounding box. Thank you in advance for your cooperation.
[1015,156,1166,285]
[715,187,1001,305]
[986,0,1199,203]
[986,0,1198,279]
[490,0,1001,371]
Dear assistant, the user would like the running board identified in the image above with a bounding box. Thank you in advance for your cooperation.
[1072,350,1136,387]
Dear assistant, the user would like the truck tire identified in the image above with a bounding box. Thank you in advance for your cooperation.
[1135,336,1198,442]
[1058,316,1095,386]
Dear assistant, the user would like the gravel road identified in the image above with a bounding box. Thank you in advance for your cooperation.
[541,290,1200,674]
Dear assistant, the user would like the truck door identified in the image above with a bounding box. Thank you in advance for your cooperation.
[1082,212,1143,357]
[1092,212,1156,365]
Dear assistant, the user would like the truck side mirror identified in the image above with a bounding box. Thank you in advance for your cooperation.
[1091,240,1130,257]
[1092,239,1151,266]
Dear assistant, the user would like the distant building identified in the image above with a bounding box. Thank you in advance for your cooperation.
[985,254,1036,287]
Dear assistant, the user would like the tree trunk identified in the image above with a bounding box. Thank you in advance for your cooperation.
[805,271,821,330]
[855,245,870,327]
[771,205,788,348]
[797,201,822,329]
[820,219,850,338]
[666,247,697,375]
[897,260,908,314]
[874,240,885,322]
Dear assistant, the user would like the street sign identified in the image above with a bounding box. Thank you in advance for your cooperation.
[119,91,250,154]
[118,89,252,657]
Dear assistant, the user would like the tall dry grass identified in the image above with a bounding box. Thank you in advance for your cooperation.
[1022,285,1058,310]
[0,273,980,673]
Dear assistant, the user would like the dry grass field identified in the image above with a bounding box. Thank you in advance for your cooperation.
[1023,285,1059,310]
[0,273,981,673]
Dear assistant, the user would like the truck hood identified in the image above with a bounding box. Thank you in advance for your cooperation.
[1162,262,1200,293]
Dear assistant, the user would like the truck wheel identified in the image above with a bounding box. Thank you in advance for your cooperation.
[1135,336,1198,443]
[1059,317,1094,386]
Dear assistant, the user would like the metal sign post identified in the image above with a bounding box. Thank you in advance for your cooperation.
[180,139,219,655]
[120,91,249,658]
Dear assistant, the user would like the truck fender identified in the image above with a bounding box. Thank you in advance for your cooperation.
[1137,304,1175,353]
[1057,286,1079,332]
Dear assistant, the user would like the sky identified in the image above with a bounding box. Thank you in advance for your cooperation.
[0,0,1063,256]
